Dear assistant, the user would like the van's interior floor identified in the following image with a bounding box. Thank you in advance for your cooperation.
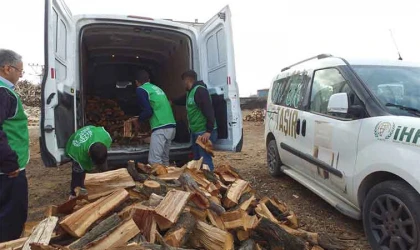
[80,24,192,150]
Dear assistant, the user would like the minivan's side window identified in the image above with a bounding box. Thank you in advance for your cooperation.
[282,73,306,109]
[310,68,360,118]
[271,77,289,105]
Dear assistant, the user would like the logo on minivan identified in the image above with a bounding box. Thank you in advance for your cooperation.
[374,122,395,140]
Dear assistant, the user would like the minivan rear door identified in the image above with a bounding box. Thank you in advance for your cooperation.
[41,0,76,167]
[198,5,243,152]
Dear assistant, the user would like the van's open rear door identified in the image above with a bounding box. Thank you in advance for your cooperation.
[41,0,76,167]
[199,6,243,152]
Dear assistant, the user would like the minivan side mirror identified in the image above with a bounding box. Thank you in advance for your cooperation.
[327,93,349,114]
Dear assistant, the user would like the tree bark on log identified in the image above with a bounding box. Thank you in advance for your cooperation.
[155,190,191,230]
[164,212,197,247]
[238,239,257,250]
[68,213,122,250]
[23,217,58,250]
[127,160,148,182]
[252,218,307,250]
[143,180,163,196]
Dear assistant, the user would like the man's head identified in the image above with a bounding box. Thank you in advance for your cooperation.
[0,49,23,85]
[135,69,150,87]
[89,142,108,171]
[181,70,197,90]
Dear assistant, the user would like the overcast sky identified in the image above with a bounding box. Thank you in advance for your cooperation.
[2,0,420,96]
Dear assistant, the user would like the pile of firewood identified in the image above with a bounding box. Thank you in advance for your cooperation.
[244,109,265,122]
[0,160,341,250]
[15,80,41,107]
[85,96,151,146]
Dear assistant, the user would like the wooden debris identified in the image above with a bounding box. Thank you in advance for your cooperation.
[85,219,140,250]
[23,216,58,250]
[195,136,215,157]
[206,210,225,230]
[221,210,246,230]
[137,162,153,174]
[152,164,168,176]
[155,190,191,230]
[186,158,203,170]
[223,179,250,208]
[84,168,135,200]
[60,189,129,237]
[164,212,197,247]
[195,221,234,250]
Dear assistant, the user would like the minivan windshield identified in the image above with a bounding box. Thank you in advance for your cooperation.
[352,65,420,116]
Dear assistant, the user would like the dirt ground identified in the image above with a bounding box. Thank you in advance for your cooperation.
[26,117,371,249]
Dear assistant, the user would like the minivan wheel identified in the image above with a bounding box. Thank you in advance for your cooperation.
[266,140,283,177]
[363,180,420,250]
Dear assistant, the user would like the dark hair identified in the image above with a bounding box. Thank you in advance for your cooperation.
[89,142,108,165]
[181,70,197,81]
[135,69,150,83]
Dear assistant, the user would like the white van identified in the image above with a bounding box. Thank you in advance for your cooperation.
[40,0,243,167]
[265,54,420,249]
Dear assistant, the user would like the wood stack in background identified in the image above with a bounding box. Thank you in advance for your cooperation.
[244,109,265,122]
[0,160,342,250]
[85,96,151,146]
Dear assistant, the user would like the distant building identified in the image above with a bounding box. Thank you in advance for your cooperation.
[257,88,269,98]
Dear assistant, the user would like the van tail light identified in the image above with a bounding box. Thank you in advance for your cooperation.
[227,76,231,85]
[51,68,55,79]
[127,15,154,21]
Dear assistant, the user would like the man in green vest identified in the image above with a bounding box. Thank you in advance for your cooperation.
[173,70,218,171]
[0,49,29,242]
[133,70,176,166]
[66,125,112,199]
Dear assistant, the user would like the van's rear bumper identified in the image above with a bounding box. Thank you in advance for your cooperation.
[107,147,193,167]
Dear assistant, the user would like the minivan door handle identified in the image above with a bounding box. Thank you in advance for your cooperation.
[302,119,307,137]
[296,119,301,135]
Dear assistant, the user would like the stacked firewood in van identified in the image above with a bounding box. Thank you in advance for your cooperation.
[86,96,151,146]
[2,160,342,250]
[244,109,265,122]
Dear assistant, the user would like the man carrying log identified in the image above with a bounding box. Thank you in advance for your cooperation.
[133,70,176,166]
[66,126,112,199]
[0,49,29,242]
[172,70,217,171]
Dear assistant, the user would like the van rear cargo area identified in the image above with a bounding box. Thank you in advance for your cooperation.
[80,24,192,153]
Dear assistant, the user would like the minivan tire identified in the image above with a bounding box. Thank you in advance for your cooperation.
[266,140,283,177]
[363,180,420,250]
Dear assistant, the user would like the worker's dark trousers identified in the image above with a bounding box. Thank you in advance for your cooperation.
[0,170,28,242]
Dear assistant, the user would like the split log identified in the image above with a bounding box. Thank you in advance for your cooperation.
[179,173,225,215]
[132,205,157,243]
[142,180,163,196]
[45,205,58,217]
[164,212,197,247]
[154,190,191,230]
[56,188,88,214]
[85,219,140,250]
[245,215,259,230]
[287,211,299,229]
[202,169,219,183]
[185,206,207,221]
[22,216,58,250]
[68,213,121,250]
[195,136,214,157]
[263,197,288,222]
[278,225,342,250]
[152,164,169,175]
[194,221,234,250]
[237,230,250,241]
[24,221,40,237]
[215,163,242,184]
[0,237,28,250]
[238,239,257,250]
[127,160,148,182]
[223,179,250,208]
[140,193,164,208]
[186,158,203,170]
[157,168,185,181]
[255,203,280,224]
[60,189,129,237]
[252,218,307,250]
[221,210,246,230]
[84,168,135,200]
[137,162,153,174]
[206,210,225,230]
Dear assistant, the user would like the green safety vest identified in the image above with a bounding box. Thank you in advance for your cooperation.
[66,126,112,172]
[0,80,30,172]
[139,82,176,130]
[186,85,217,133]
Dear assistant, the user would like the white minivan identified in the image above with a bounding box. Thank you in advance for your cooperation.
[265,54,420,249]
[40,0,243,167]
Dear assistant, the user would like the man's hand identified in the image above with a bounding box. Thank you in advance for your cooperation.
[7,169,19,178]
[201,132,211,143]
